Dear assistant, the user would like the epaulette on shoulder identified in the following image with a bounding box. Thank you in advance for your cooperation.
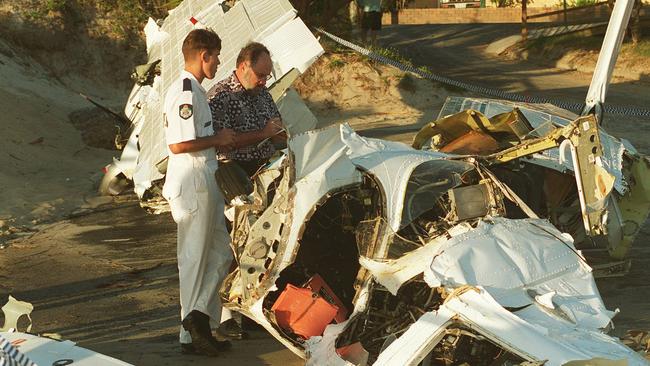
[183,78,192,92]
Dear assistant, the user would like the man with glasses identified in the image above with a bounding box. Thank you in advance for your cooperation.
[208,42,286,178]
[207,42,285,339]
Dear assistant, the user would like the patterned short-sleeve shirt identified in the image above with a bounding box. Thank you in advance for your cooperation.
[207,72,280,161]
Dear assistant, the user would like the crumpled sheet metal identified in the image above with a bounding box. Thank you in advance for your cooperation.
[373,288,645,366]
[304,321,355,366]
[297,124,452,233]
[438,96,632,194]
[424,217,615,330]
[358,223,472,295]
[372,308,455,366]
[270,125,362,298]
[339,125,449,232]
[1,295,33,332]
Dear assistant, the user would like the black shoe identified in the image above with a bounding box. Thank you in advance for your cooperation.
[182,311,232,356]
[219,318,249,340]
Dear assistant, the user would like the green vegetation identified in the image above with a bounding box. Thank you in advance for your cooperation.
[44,0,67,12]
[490,0,529,8]
[19,0,183,39]
[632,40,650,57]
[555,0,598,8]
[371,46,415,68]
[417,65,433,76]
[569,0,598,7]
[329,58,346,69]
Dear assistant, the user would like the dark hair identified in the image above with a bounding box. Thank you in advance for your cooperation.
[182,29,222,61]
[236,42,270,67]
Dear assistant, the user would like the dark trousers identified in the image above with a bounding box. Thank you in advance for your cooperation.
[235,159,268,178]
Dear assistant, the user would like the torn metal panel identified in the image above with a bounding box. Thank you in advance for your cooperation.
[564,116,614,236]
[424,217,615,330]
[339,125,449,232]
[437,97,632,194]
[291,124,360,181]
[359,223,472,295]
[259,17,324,75]
[444,289,644,365]
[243,125,362,302]
[609,157,650,259]
[268,68,300,100]
[0,331,133,366]
[276,88,319,136]
[0,296,33,332]
[371,308,455,366]
[372,288,644,366]
[304,321,356,366]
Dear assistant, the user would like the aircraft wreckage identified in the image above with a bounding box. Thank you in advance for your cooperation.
[94,0,650,365]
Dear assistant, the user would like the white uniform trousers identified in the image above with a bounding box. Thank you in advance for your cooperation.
[167,160,233,344]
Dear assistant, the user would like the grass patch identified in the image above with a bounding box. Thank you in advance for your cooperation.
[371,46,415,68]
[632,40,650,57]
[329,58,346,69]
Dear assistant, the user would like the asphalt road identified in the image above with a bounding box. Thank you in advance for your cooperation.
[378,24,650,109]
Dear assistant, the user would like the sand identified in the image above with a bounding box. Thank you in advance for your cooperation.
[0,38,122,239]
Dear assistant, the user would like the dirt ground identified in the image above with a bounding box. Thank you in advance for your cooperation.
[2,25,650,365]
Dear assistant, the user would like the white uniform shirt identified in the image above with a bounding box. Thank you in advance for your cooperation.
[163,70,217,183]
[164,70,214,150]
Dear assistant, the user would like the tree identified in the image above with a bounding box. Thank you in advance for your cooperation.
[607,0,642,45]
[289,0,354,27]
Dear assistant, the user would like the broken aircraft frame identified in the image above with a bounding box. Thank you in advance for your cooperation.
[97,0,650,364]
[221,96,650,365]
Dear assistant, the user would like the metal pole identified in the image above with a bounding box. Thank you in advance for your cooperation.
[522,0,528,41]
[582,0,635,124]
[563,0,568,25]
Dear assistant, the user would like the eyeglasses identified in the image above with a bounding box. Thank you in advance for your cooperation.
[253,70,273,81]
[249,63,273,81]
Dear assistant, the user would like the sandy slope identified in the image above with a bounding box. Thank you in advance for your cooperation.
[0,39,119,237]
[295,53,457,142]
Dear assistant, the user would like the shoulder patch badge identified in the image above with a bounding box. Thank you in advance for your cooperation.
[179,104,193,120]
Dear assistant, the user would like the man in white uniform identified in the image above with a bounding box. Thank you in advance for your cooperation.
[162,28,236,357]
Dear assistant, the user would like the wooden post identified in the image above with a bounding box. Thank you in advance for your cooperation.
[563,0,568,25]
[522,0,528,41]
